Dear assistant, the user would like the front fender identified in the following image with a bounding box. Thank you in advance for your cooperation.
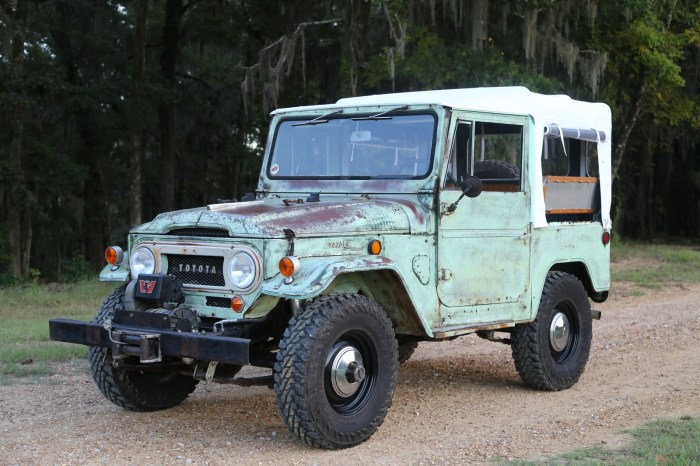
[99,255,130,282]
[261,255,399,300]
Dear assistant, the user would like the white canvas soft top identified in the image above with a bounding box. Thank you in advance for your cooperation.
[272,87,612,230]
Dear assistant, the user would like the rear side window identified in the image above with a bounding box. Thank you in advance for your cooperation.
[542,137,599,178]
[541,133,602,222]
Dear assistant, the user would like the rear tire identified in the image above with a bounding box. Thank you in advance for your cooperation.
[510,272,592,391]
[274,293,398,449]
[88,286,198,411]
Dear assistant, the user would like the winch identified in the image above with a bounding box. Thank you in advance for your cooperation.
[110,305,201,363]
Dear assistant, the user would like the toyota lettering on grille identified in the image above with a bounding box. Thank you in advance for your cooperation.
[178,263,217,274]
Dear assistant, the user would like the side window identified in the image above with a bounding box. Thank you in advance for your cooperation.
[542,137,599,178]
[541,134,601,221]
[584,141,599,177]
[473,122,523,192]
[541,137,570,176]
[445,122,471,188]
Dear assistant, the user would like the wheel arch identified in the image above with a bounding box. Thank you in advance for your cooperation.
[326,269,428,337]
[261,256,431,337]
[548,261,608,303]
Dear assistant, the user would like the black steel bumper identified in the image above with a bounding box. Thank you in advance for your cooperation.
[48,318,250,365]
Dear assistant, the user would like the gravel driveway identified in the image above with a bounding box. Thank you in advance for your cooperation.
[2,285,699,464]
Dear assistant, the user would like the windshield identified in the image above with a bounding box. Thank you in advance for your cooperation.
[268,113,436,179]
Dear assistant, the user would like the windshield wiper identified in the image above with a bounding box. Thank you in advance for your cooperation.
[351,105,408,121]
[292,109,343,127]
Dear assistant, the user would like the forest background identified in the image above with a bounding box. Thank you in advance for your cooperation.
[1,0,699,282]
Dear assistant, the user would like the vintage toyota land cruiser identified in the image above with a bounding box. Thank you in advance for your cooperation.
[50,87,612,449]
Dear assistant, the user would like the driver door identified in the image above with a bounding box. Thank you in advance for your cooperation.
[437,114,531,319]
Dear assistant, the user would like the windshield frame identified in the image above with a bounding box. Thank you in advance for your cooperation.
[266,110,438,181]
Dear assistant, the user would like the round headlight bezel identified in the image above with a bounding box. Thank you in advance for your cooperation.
[228,251,257,290]
[130,247,156,278]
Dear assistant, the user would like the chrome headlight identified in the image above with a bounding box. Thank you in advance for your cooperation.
[228,251,256,289]
[130,247,156,277]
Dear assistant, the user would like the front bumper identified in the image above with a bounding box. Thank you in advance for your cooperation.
[49,318,250,365]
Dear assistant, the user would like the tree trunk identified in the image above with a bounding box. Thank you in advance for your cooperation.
[343,0,371,96]
[612,77,647,183]
[471,0,488,51]
[159,0,184,213]
[7,0,30,279]
[130,0,148,227]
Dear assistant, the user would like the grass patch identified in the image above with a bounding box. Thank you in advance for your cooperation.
[506,417,700,465]
[611,241,700,289]
[0,281,117,378]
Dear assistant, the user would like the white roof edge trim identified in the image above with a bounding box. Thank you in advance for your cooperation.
[272,87,611,128]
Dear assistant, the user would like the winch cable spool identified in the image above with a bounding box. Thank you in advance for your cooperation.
[146,306,200,332]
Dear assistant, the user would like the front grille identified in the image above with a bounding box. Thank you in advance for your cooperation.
[167,228,230,238]
[206,297,232,308]
[167,255,225,286]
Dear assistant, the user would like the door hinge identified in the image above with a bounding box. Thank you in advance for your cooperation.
[439,203,453,216]
[439,268,453,281]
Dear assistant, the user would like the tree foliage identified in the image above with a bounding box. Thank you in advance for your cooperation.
[0,0,699,280]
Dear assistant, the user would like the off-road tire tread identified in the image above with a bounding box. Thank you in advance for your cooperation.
[88,285,197,411]
[274,292,398,449]
[397,340,419,363]
[510,272,591,391]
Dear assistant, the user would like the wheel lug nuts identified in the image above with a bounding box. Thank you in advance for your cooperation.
[346,362,366,383]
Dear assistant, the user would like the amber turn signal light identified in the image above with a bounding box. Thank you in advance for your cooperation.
[279,256,300,277]
[368,239,382,255]
[231,295,244,312]
[105,246,124,265]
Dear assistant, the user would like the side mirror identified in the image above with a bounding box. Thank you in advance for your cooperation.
[461,176,482,199]
[445,175,483,215]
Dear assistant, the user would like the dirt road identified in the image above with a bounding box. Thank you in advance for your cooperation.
[2,284,699,465]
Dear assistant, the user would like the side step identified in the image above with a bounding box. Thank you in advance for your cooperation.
[430,320,514,339]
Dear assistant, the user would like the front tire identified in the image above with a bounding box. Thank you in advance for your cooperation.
[274,293,398,449]
[510,272,592,391]
[88,285,198,411]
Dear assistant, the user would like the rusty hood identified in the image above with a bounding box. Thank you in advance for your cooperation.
[136,197,427,238]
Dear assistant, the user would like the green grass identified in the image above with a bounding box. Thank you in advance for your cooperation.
[0,281,117,380]
[505,416,700,465]
[611,241,700,289]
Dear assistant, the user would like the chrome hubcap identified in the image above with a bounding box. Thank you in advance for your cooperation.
[549,311,570,352]
[329,346,365,398]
